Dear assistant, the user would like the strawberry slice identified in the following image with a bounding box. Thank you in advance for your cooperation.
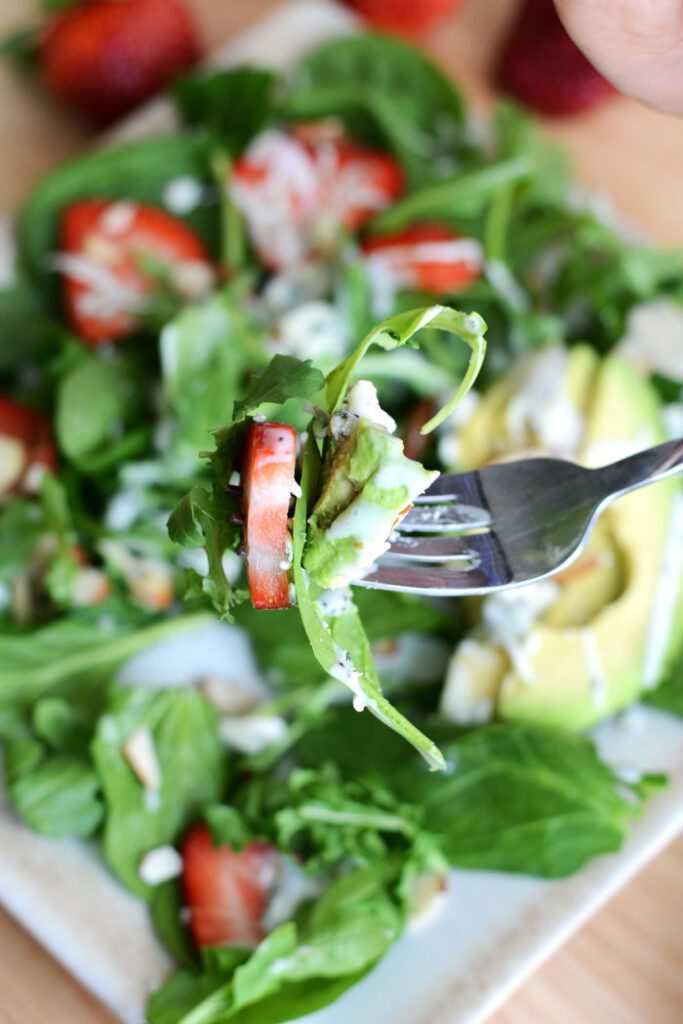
[362,223,482,295]
[58,199,214,346]
[0,397,57,498]
[181,824,279,949]
[342,0,465,35]
[496,0,614,116]
[232,130,403,270]
[242,421,297,610]
[40,0,200,126]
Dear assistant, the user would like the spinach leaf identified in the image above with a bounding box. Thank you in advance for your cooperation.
[159,290,263,469]
[56,350,141,463]
[92,685,226,899]
[393,723,659,877]
[18,136,214,286]
[0,282,55,367]
[283,34,464,186]
[0,608,213,706]
[175,67,277,157]
[5,750,103,838]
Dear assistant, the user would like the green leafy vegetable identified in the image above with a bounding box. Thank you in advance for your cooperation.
[92,686,226,898]
[5,750,103,838]
[19,136,214,285]
[282,33,464,186]
[56,351,140,463]
[175,67,277,157]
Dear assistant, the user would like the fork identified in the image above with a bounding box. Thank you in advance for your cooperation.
[357,438,683,597]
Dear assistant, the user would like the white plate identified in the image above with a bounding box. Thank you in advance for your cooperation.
[0,3,682,1022]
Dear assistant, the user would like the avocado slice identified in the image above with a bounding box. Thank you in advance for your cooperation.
[441,352,683,730]
[304,417,438,590]
[499,356,682,728]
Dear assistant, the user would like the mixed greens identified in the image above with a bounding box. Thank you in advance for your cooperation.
[0,31,682,1024]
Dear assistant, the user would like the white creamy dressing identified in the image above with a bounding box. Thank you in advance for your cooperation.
[642,488,683,689]
[480,580,560,685]
[617,298,683,380]
[218,714,288,755]
[579,627,609,709]
[270,301,349,366]
[315,587,353,618]
[505,347,583,457]
[50,253,145,322]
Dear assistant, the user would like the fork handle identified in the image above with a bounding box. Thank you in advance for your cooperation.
[597,438,683,502]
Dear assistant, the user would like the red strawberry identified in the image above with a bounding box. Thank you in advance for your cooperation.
[362,223,482,295]
[181,824,279,949]
[59,199,214,345]
[496,0,614,116]
[242,421,297,611]
[342,0,464,35]
[40,0,200,126]
[0,397,57,498]
[232,130,404,270]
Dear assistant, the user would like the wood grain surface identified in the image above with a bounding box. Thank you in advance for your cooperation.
[0,1,681,1023]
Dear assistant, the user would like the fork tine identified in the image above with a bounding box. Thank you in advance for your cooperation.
[356,557,510,596]
[398,503,491,533]
[385,533,485,562]
[414,470,485,506]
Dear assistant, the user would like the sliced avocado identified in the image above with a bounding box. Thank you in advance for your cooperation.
[455,344,598,470]
[304,418,437,590]
[542,518,624,629]
[499,355,682,729]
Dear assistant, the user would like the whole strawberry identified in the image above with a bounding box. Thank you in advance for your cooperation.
[40,0,201,125]
[496,0,614,116]
[342,0,464,35]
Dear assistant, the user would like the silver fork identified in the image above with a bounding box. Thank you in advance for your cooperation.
[357,438,683,597]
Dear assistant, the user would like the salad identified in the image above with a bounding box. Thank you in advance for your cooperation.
[0,31,682,1024]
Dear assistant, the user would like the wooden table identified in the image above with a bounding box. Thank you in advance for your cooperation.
[0,1,681,1022]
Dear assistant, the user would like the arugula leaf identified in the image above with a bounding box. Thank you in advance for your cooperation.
[175,67,277,157]
[0,608,213,706]
[392,723,660,877]
[370,156,534,235]
[282,33,464,186]
[291,434,444,771]
[18,136,215,286]
[92,686,226,899]
[323,305,487,432]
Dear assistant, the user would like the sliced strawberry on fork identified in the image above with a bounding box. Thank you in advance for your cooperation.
[181,824,280,949]
[242,421,298,610]
[58,199,214,346]
[362,222,482,295]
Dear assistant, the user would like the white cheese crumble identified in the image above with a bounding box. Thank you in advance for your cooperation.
[346,380,396,433]
[481,581,560,684]
[218,714,288,755]
[139,845,183,886]
[271,301,349,366]
[163,176,204,215]
[0,435,26,494]
[616,298,683,381]
[505,347,584,458]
